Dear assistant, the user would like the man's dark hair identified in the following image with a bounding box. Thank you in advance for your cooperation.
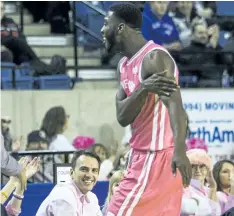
[71,150,101,170]
[213,159,234,192]
[110,3,143,29]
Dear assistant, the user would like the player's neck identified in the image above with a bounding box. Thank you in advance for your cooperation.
[122,35,147,59]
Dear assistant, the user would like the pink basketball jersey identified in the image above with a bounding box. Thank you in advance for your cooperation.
[119,40,179,151]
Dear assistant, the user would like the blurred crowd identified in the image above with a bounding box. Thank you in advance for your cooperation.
[1,1,234,86]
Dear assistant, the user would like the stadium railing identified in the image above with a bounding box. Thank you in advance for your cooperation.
[1,150,75,184]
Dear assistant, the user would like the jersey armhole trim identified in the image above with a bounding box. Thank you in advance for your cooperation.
[138,47,177,83]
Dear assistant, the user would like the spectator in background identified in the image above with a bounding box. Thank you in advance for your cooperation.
[213,160,234,214]
[40,106,74,151]
[27,130,49,151]
[1,136,27,196]
[26,130,61,183]
[1,116,13,151]
[102,170,125,215]
[181,143,221,216]
[177,22,222,87]
[22,1,49,23]
[36,150,102,216]
[90,143,108,163]
[194,1,217,20]
[142,1,181,51]
[1,1,66,76]
[170,1,198,48]
[1,157,41,215]
[46,1,71,34]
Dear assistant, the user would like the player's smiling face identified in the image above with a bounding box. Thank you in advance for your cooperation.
[101,11,124,53]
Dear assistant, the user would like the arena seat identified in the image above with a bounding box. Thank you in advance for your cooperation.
[1,77,34,90]
[216,1,234,16]
[1,62,21,79]
[37,74,72,90]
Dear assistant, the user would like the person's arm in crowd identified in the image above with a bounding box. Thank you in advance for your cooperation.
[1,136,21,177]
[163,42,182,51]
[5,178,24,216]
[206,168,218,202]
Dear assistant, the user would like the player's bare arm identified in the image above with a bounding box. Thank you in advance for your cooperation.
[141,50,192,186]
[115,61,148,127]
[115,60,178,127]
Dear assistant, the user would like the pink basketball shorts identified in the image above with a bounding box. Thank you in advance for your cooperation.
[106,147,183,216]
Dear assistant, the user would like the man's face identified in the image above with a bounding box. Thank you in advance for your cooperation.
[193,24,208,45]
[177,1,193,15]
[1,118,11,132]
[71,155,99,194]
[150,1,168,17]
[101,11,123,53]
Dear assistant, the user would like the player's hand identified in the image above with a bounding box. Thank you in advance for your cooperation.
[171,151,192,187]
[141,71,178,97]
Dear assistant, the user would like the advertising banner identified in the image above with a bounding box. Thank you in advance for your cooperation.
[181,89,234,164]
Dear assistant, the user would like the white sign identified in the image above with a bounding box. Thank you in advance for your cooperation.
[56,165,72,184]
[181,89,234,164]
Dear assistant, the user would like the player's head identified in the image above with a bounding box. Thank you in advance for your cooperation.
[101,3,142,53]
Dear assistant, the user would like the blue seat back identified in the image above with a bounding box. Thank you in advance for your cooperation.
[38,75,72,90]
[216,1,234,16]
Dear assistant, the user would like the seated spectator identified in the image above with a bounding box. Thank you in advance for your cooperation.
[36,150,102,216]
[1,116,13,151]
[194,1,217,20]
[181,143,221,216]
[170,1,199,47]
[90,143,108,163]
[27,130,49,151]
[40,106,74,151]
[213,160,234,214]
[1,157,41,215]
[142,1,181,51]
[1,116,21,153]
[1,1,66,76]
[177,22,223,87]
[26,130,61,183]
[102,170,125,215]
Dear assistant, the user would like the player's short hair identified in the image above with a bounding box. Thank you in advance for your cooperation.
[109,3,142,29]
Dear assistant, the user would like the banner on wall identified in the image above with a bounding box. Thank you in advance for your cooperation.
[181,89,234,164]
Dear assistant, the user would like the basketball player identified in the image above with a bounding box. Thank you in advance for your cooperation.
[101,3,192,216]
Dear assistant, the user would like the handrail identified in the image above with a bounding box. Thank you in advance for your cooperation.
[81,1,106,16]
[20,2,24,33]
[75,21,103,42]
[72,2,78,78]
